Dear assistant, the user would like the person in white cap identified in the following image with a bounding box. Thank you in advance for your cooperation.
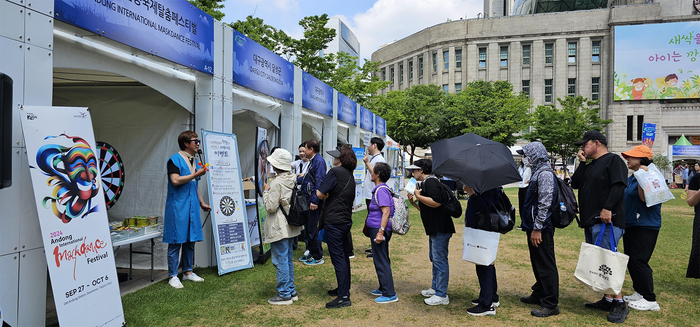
[262,148,303,305]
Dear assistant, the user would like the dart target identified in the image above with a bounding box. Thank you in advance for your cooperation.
[220,196,235,216]
[96,141,125,210]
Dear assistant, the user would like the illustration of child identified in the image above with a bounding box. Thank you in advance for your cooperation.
[631,78,646,100]
[662,73,680,98]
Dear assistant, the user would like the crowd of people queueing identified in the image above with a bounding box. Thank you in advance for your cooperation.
[160,130,700,324]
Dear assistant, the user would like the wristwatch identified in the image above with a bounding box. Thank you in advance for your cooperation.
[380,227,385,231]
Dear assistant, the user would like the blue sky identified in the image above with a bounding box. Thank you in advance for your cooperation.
[220,0,482,61]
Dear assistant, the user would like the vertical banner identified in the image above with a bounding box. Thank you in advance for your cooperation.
[20,106,124,327]
[642,123,656,147]
[253,127,270,254]
[352,147,365,180]
[202,130,253,275]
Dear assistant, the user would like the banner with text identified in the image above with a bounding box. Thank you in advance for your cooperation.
[642,123,656,147]
[375,116,386,137]
[55,0,214,74]
[614,22,700,100]
[21,106,124,327]
[233,30,294,103]
[202,130,253,275]
[337,93,357,125]
[302,71,333,116]
[360,106,374,132]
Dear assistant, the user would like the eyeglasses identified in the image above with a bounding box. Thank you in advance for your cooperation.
[190,139,201,145]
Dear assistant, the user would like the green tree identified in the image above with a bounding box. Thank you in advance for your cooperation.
[189,0,226,21]
[230,16,292,56]
[326,52,390,108]
[524,96,612,171]
[288,14,337,81]
[442,80,531,146]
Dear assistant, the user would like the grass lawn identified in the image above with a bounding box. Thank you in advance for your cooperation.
[122,188,700,326]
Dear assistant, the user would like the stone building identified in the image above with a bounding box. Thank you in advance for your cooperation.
[371,0,700,156]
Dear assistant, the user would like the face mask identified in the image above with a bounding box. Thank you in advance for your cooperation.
[522,157,530,166]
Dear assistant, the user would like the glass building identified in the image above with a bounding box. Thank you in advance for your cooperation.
[512,0,608,15]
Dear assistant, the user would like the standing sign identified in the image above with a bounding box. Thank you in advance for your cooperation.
[302,71,333,117]
[253,127,270,254]
[233,30,294,103]
[642,123,657,147]
[337,93,357,125]
[55,0,215,74]
[202,130,253,275]
[360,106,374,132]
[375,116,386,137]
[20,106,124,327]
[353,147,365,180]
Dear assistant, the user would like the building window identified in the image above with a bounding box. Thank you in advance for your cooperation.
[455,83,462,93]
[522,80,530,97]
[627,115,634,141]
[399,64,404,82]
[443,51,449,70]
[545,43,553,64]
[592,77,600,101]
[382,68,386,81]
[443,84,449,93]
[409,61,414,79]
[419,57,424,76]
[545,79,553,103]
[500,46,508,66]
[433,53,438,72]
[592,40,601,62]
[568,42,577,63]
[479,47,487,67]
[637,115,644,141]
[390,67,395,83]
[568,78,576,96]
[455,49,462,69]
[522,45,531,66]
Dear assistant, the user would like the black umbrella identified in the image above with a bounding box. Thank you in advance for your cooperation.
[431,133,521,193]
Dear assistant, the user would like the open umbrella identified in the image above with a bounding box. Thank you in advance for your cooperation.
[431,133,521,193]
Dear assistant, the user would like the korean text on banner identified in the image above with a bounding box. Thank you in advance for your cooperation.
[202,130,254,275]
[233,30,294,103]
[20,106,124,327]
[302,71,333,117]
[360,106,374,132]
[642,123,656,147]
[337,93,357,125]
[375,116,386,137]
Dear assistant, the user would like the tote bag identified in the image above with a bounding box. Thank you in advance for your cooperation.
[462,227,500,266]
[574,223,629,295]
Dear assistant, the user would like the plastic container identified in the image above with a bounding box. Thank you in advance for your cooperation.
[144,224,161,235]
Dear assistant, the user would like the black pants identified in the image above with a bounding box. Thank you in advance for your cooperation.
[518,187,527,226]
[475,264,499,307]
[368,227,395,296]
[305,208,323,260]
[623,227,659,301]
[527,230,559,308]
[326,223,353,297]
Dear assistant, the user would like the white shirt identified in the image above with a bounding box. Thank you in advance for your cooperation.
[292,159,309,175]
[363,153,386,199]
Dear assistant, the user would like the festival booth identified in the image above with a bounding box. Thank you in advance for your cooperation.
[301,70,334,166]
[385,136,405,194]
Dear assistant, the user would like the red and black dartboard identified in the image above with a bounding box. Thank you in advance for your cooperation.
[96,142,125,210]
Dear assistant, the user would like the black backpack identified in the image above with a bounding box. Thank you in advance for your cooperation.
[280,183,310,227]
[545,170,579,228]
[475,187,516,234]
[427,177,463,218]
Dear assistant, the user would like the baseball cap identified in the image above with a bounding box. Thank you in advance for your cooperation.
[621,145,653,159]
[574,130,607,146]
[405,164,421,170]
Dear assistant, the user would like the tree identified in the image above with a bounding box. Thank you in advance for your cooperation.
[189,0,226,21]
[326,52,390,108]
[442,80,531,146]
[230,16,292,56]
[524,96,612,171]
[288,14,337,81]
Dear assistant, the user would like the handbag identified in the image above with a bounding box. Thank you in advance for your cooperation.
[474,188,515,234]
[574,223,630,295]
[462,227,500,266]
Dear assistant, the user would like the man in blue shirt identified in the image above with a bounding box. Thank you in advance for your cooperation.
[297,139,327,265]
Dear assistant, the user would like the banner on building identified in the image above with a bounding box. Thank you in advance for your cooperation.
[233,30,294,103]
[337,93,357,125]
[642,123,656,147]
[20,106,124,327]
[672,145,700,156]
[375,116,386,137]
[302,71,333,117]
[55,0,215,75]
[360,106,374,132]
[202,130,253,275]
[614,22,700,100]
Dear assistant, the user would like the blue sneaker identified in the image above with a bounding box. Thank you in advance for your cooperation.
[304,257,325,266]
[375,294,398,303]
[370,289,382,296]
[298,254,312,262]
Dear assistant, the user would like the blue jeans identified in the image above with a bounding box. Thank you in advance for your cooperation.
[585,223,625,251]
[271,237,296,298]
[429,232,452,297]
[167,242,195,277]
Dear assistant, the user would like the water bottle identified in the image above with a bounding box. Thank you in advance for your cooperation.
[559,202,567,212]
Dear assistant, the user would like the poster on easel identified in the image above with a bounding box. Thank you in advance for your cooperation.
[20,106,124,327]
[253,127,271,255]
[202,130,253,275]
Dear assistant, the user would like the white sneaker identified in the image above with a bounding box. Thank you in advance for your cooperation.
[424,295,449,305]
[169,276,184,289]
[421,288,436,297]
[628,298,660,311]
[182,272,204,282]
[304,250,310,256]
[623,292,643,303]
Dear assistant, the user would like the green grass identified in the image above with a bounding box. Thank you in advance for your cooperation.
[121,188,700,326]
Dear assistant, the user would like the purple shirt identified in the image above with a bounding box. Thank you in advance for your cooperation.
[366,183,394,229]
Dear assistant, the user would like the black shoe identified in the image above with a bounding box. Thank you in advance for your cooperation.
[367,253,373,258]
[326,296,351,308]
[585,296,613,312]
[365,249,373,254]
[607,301,629,323]
[531,306,560,317]
[470,299,501,307]
[520,296,541,305]
[327,288,338,296]
[466,305,496,316]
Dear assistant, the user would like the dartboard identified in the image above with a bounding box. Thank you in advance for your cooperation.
[96,142,125,210]
[220,196,235,216]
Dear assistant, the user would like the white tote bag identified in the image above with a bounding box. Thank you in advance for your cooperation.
[574,223,629,295]
[462,227,500,266]
[633,163,675,206]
